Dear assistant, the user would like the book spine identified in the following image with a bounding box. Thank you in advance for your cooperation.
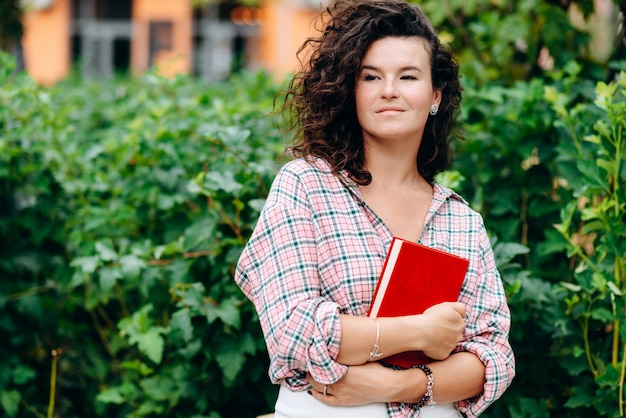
[368,238,403,318]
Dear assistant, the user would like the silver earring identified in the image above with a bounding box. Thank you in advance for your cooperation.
[429,104,439,116]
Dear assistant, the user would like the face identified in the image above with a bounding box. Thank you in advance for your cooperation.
[355,36,441,147]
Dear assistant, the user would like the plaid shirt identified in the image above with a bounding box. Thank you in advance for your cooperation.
[235,158,515,418]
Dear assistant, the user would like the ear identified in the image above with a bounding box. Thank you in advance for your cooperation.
[432,89,442,107]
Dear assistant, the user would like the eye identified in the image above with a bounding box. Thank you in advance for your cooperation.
[400,74,418,80]
[361,73,379,81]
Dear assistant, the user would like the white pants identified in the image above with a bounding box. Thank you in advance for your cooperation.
[274,385,462,418]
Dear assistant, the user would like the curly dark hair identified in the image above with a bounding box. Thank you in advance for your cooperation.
[278,0,462,185]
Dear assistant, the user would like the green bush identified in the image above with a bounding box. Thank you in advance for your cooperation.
[0,51,283,417]
[548,68,626,417]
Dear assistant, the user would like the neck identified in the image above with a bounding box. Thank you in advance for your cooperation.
[364,143,425,189]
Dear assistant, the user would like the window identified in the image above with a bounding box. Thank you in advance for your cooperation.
[149,21,173,66]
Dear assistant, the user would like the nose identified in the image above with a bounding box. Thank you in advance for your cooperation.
[381,79,399,99]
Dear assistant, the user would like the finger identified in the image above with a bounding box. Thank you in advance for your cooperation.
[313,383,327,395]
[306,374,326,391]
[450,302,466,318]
[309,388,337,405]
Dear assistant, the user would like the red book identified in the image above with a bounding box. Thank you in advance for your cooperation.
[367,237,470,369]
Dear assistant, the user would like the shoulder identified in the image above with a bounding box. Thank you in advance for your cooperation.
[431,184,496,261]
[433,183,487,229]
[268,157,341,205]
[278,157,333,177]
[433,183,473,213]
[273,157,342,191]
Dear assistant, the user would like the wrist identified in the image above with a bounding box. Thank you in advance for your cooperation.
[393,367,427,404]
[402,314,427,351]
[391,363,436,408]
[410,364,435,408]
[387,316,426,352]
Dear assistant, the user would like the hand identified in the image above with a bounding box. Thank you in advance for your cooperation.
[419,301,466,360]
[306,362,393,406]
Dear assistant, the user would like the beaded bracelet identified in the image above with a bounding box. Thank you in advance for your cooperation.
[380,361,435,409]
[411,363,434,409]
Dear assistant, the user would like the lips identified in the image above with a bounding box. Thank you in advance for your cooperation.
[376,107,404,113]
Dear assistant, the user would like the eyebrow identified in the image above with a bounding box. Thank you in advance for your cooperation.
[360,65,424,74]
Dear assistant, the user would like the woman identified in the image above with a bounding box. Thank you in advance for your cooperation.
[235,1,515,417]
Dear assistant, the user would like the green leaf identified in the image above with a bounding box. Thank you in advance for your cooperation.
[157,193,177,211]
[576,159,610,193]
[583,133,601,144]
[595,158,614,177]
[154,239,184,259]
[561,282,582,292]
[0,390,20,417]
[537,229,569,256]
[493,242,529,266]
[203,171,243,194]
[84,144,105,161]
[12,365,36,385]
[590,272,607,292]
[226,245,244,264]
[215,349,245,387]
[139,266,162,297]
[152,167,179,190]
[507,396,550,418]
[120,359,154,376]
[70,256,100,274]
[136,327,167,364]
[239,332,257,356]
[248,198,266,213]
[564,385,594,408]
[176,282,207,310]
[218,125,251,144]
[207,296,241,329]
[164,258,191,286]
[139,375,178,402]
[607,281,622,296]
[184,213,217,251]
[119,305,169,363]
[559,350,590,376]
[171,308,194,342]
[573,345,585,358]
[580,220,604,233]
[136,400,165,415]
[591,308,613,323]
[95,240,118,261]
[99,267,122,293]
[96,387,126,404]
[119,254,146,279]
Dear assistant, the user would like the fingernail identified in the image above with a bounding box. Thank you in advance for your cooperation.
[307,390,312,395]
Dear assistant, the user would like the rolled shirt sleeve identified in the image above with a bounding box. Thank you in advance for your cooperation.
[235,167,349,389]
[454,220,516,417]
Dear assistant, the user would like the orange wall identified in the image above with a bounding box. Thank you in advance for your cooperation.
[132,0,193,76]
[259,0,320,79]
[21,0,70,86]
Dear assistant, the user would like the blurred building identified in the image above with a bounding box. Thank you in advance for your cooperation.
[20,0,328,85]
